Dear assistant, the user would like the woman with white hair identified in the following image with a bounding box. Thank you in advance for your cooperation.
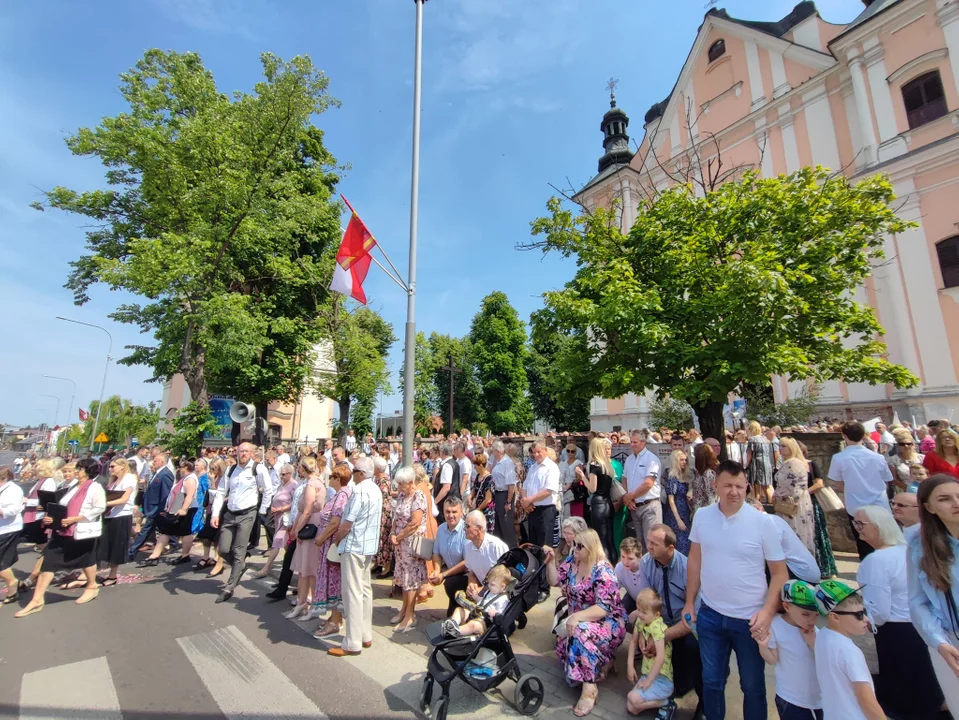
[389,466,427,632]
[856,503,944,718]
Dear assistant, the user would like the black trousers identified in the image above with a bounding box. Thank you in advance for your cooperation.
[259,512,275,549]
[847,514,875,561]
[589,495,615,563]
[247,493,264,554]
[493,490,517,547]
[529,505,557,592]
[274,539,297,595]
[442,572,470,617]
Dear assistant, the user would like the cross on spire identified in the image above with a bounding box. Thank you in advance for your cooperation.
[606,77,619,107]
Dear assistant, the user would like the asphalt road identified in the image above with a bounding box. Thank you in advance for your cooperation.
[0,548,413,720]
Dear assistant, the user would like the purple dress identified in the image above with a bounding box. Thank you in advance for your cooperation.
[312,485,352,612]
[556,557,627,685]
[392,489,428,592]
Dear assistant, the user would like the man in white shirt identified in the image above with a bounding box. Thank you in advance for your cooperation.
[433,443,460,514]
[132,446,151,489]
[521,440,560,602]
[323,439,334,467]
[453,441,473,504]
[274,444,291,470]
[463,509,509,591]
[622,429,663,553]
[332,445,353,472]
[489,440,517,547]
[683,460,788,720]
[827,421,893,560]
[212,442,273,603]
[344,430,357,453]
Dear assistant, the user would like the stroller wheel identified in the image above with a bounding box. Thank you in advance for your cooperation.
[514,673,545,715]
[430,695,449,720]
[419,676,434,712]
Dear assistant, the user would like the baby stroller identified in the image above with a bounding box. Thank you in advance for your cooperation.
[420,546,547,720]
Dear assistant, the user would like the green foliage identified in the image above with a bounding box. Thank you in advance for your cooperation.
[35,49,343,408]
[399,331,441,436]
[157,402,219,459]
[427,333,484,434]
[530,168,919,435]
[350,392,375,438]
[526,308,591,431]
[469,292,533,434]
[649,396,695,431]
[81,396,160,447]
[743,384,820,428]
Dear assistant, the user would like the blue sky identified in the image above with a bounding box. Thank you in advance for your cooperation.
[0,0,866,427]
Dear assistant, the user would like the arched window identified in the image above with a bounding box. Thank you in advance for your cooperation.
[708,39,726,63]
[937,236,959,289]
[902,71,948,129]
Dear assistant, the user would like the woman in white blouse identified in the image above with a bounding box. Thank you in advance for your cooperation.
[98,457,137,586]
[855,503,944,718]
[16,458,106,616]
[20,458,58,548]
[0,467,25,604]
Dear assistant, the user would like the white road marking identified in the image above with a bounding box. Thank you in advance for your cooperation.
[20,657,122,720]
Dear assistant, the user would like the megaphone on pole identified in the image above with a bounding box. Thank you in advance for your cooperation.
[229,402,255,424]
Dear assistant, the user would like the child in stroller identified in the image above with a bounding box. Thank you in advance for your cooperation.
[441,565,511,638]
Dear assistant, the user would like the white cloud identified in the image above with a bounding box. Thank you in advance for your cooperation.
[148,0,258,38]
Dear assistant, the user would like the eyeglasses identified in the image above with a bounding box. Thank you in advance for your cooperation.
[852,519,873,530]
[832,609,868,621]
[891,501,915,509]
[897,442,914,447]
[572,542,586,551]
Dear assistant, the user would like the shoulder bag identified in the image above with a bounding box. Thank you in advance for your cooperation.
[552,595,570,638]
[774,496,798,518]
[326,541,341,565]
[815,486,844,513]
[297,523,318,540]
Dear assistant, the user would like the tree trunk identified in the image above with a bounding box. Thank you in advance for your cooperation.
[692,399,727,461]
[179,328,209,409]
[337,397,350,445]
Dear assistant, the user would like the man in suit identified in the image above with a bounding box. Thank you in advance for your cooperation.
[128,451,175,561]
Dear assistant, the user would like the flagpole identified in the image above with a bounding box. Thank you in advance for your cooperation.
[402,0,425,466]
[369,254,408,292]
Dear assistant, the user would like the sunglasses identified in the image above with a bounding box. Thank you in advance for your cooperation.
[832,609,868,621]
[891,501,915,509]
[897,442,914,447]
[572,542,586,551]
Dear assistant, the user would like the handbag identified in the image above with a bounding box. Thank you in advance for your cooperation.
[774,496,798,518]
[552,595,570,639]
[411,534,434,560]
[609,478,627,503]
[326,542,341,564]
[816,486,844,513]
[297,523,318,540]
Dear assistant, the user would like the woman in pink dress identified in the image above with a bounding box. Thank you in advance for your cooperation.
[312,464,353,637]
[286,457,325,620]
[389,466,428,632]
[254,463,296,579]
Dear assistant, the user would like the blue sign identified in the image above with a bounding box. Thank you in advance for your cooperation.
[131,437,139,447]
[68,439,79,447]
[207,396,235,442]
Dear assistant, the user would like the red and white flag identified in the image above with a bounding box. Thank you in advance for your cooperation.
[78,408,90,421]
[329,196,377,305]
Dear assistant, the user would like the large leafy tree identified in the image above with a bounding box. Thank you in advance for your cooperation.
[399,331,441,436]
[529,168,919,439]
[469,292,533,434]
[34,50,342,411]
[82,396,160,447]
[526,308,591,431]
[427,333,483,434]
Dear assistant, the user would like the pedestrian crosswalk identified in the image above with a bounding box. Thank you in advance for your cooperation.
[19,657,122,720]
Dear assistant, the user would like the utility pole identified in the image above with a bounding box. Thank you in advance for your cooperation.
[437,354,461,435]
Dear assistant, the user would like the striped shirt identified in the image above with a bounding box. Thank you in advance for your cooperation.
[338,478,383,556]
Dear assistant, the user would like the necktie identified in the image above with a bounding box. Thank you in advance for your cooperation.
[661,564,674,621]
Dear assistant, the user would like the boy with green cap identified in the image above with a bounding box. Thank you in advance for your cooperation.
[813,580,884,720]
[756,580,823,719]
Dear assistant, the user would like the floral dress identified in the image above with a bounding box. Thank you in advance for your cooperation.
[556,557,627,685]
[747,436,774,487]
[313,485,352,612]
[807,461,837,579]
[664,473,692,555]
[374,476,394,569]
[471,471,496,533]
[774,459,815,553]
[689,469,716,514]
[392,489,429,592]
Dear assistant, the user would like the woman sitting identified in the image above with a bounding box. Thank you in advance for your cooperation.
[312,464,353,637]
[544,528,627,717]
[98,457,137,586]
[16,458,106,616]
[389,466,428,632]
[141,459,199,566]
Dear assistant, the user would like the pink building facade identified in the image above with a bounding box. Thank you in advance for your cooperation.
[575,0,959,429]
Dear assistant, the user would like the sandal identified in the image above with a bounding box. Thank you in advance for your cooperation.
[15,602,44,618]
[2,592,19,604]
[192,559,213,570]
[573,692,597,717]
[313,621,341,639]
[101,578,118,587]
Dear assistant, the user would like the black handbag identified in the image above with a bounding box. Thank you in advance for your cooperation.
[297,523,318,540]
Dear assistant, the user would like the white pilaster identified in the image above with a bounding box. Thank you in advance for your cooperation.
[624,393,640,411]
[847,48,878,166]
[938,1,959,97]
[769,49,792,98]
[818,380,844,404]
[842,86,865,168]
[863,39,907,161]
[894,184,959,389]
[803,86,842,171]
[591,397,609,415]
[779,108,801,172]
[620,178,635,231]
[745,40,766,110]
[845,286,887,402]
[756,121,774,178]
[670,110,681,158]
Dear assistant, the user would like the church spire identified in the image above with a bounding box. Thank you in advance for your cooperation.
[597,78,634,173]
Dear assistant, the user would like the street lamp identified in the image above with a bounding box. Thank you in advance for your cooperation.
[56,317,112,452]
[38,394,61,426]
[43,375,76,453]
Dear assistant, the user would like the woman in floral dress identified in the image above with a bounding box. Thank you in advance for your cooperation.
[773,437,815,553]
[312,464,353,637]
[390,466,428,632]
[798,441,837,578]
[372,456,394,578]
[664,450,693,555]
[470,453,496,533]
[545,528,627,717]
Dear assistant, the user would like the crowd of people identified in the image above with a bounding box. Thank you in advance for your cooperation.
[3,416,959,720]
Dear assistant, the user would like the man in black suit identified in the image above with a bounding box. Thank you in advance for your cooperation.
[128,451,175,561]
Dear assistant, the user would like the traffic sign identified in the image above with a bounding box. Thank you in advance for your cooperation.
[131,437,139,447]
[68,439,79,447]
[94,432,109,443]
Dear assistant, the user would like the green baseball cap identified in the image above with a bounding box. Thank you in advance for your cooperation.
[781,580,819,611]
[814,579,862,616]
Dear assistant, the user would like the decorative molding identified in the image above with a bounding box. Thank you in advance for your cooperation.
[891,12,927,35]
[704,55,733,77]
[887,48,950,84]
[942,287,959,304]
[701,82,743,115]
[863,42,885,68]
[830,0,927,53]
[938,0,959,27]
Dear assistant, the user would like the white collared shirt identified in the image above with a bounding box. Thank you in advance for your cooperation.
[857,544,910,625]
[491,456,517,491]
[624,448,661,502]
[766,513,820,583]
[0,482,24,535]
[827,444,892,513]
[524,458,561,507]
[213,459,272,516]
[464,533,509,581]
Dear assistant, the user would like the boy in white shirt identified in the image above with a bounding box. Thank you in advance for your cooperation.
[756,580,823,719]
[441,564,511,638]
[813,580,885,720]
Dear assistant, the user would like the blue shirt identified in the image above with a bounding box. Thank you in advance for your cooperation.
[907,528,959,650]
[635,549,690,627]
[338,478,383,556]
[434,519,466,568]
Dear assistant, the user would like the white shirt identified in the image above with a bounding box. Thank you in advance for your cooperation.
[59,482,107,540]
[689,502,785,619]
[345,435,357,451]
[524,458,561,507]
[815,627,873,720]
[213,459,272,515]
[827,444,892,513]
[439,459,454,487]
[464,533,509,581]
[275,453,291,469]
[614,561,645,600]
[491,456,517,491]
[107,472,139,518]
[559,459,583,490]
[857,544,910,625]
[768,616,822,709]
[624,448,661,502]
[457,456,474,487]
[766,513,820,583]
[0,482,24,535]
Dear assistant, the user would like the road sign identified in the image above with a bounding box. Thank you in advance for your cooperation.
[68,439,79,447]
[131,437,138,447]
[94,432,109,443]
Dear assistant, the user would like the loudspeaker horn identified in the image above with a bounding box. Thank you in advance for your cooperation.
[229,402,255,424]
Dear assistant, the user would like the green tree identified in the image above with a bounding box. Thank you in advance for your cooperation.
[33,50,342,412]
[428,333,484,434]
[157,402,219,458]
[82,396,160,448]
[649,396,695,432]
[469,292,533,434]
[525,308,591,431]
[399,331,440,436]
[315,298,395,444]
[743,384,821,428]
[350,392,376,438]
[528,168,919,439]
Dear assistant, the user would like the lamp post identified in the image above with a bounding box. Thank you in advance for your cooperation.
[43,375,76,454]
[39,394,61,426]
[56,317,112,452]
